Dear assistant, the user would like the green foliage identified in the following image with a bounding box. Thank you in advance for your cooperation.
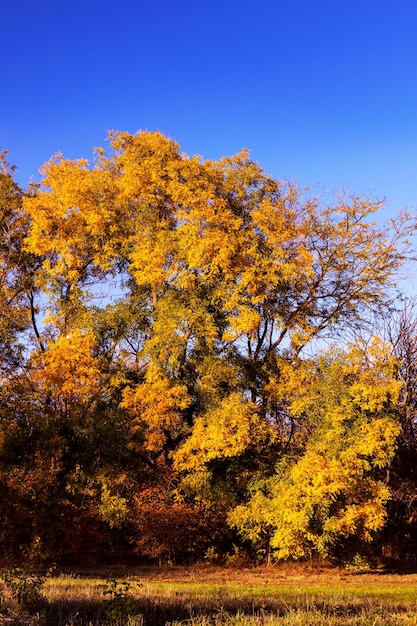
[101,578,143,620]
[345,553,372,572]
[1,568,46,613]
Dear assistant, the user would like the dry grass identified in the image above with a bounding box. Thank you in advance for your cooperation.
[3,564,417,624]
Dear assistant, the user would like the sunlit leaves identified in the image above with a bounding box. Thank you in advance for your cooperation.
[122,363,191,454]
[2,131,415,563]
[231,341,402,559]
[33,329,102,402]
[174,393,258,470]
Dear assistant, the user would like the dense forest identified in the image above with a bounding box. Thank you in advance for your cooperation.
[1,131,417,568]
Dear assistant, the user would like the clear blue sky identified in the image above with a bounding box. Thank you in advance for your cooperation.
[2,0,417,222]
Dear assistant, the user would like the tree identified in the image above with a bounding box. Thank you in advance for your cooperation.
[22,132,413,464]
[131,486,230,564]
[229,340,402,561]
[374,297,417,561]
[0,151,38,374]
[3,130,412,563]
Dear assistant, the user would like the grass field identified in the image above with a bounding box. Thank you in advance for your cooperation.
[2,565,417,625]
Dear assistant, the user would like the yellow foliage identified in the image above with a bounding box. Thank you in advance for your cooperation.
[232,340,403,559]
[33,329,101,402]
[228,490,276,546]
[174,393,258,470]
[98,482,129,529]
[121,363,191,453]
[16,131,412,563]
[223,307,262,343]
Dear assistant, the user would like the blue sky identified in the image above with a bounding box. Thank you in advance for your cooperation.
[2,0,417,224]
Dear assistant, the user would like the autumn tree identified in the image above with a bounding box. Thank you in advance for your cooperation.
[0,151,39,373]
[371,297,417,562]
[0,130,413,563]
[229,340,402,561]
[22,131,412,452]
[0,153,142,562]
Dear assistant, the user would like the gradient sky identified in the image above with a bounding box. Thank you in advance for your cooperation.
[2,0,417,226]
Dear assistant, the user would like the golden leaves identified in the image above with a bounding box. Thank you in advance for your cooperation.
[232,340,403,559]
[121,364,191,453]
[15,131,413,562]
[174,394,257,470]
[33,330,101,402]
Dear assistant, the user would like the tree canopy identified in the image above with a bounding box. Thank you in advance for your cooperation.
[0,131,416,566]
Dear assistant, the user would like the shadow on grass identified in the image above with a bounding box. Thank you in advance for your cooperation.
[2,595,414,626]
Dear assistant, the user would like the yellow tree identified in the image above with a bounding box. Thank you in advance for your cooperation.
[20,132,415,562]
[229,339,403,561]
[24,131,412,419]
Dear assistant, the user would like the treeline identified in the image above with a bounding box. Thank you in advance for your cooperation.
[1,132,417,567]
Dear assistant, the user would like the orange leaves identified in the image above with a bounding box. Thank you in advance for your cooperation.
[23,158,118,284]
[33,330,101,402]
[131,486,225,562]
[121,364,191,453]
[223,307,262,343]
[129,226,174,297]
[21,130,413,361]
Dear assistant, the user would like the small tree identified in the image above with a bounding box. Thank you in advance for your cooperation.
[230,340,402,561]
